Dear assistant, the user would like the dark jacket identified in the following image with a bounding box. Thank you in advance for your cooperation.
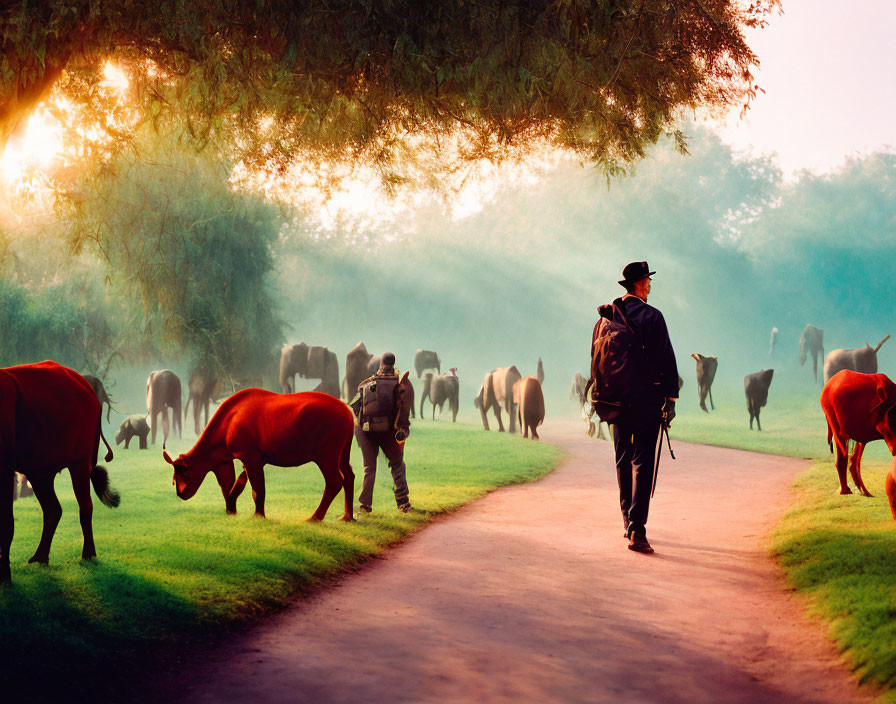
[599,295,679,402]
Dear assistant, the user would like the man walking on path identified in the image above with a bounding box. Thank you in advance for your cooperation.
[597,261,679,553]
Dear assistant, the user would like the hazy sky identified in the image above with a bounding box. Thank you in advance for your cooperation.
[709,0,896,176]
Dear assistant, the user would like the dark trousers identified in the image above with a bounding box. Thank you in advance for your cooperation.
[613,405,663,538]
[355,427,410,508]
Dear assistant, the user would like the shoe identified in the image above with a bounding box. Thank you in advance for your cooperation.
[628,534,654,554]
[358,504,372,514]
[397,503,412,513]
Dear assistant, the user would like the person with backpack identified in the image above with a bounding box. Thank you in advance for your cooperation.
[352,352,413,514]
[591,261,679,554]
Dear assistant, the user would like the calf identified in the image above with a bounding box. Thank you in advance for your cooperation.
[164,390,355,521]
[744,369,774,431]
[820,370,896,498]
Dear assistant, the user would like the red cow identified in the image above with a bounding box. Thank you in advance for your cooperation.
[164,389,356,521]
[820,369,896,499]
[1,361,119,583]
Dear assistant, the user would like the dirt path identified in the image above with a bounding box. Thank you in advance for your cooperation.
[144,419,875,704]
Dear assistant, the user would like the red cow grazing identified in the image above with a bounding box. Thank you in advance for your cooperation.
[820,369,896,499]
[1,361,119,583]
[164,389,356,521]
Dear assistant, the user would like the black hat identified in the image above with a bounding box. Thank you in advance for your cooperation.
[618,261,656,288]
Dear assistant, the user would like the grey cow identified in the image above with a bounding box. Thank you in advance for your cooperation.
[414,349,441,379]
[83,374,114,423]
[279,343,340,398]
[421,372,460,421]
[115,415,150,449]
[744,369,774,431]
[823,335,890,385]
[799,324,825,383]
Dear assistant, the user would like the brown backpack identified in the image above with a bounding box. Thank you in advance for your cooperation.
[358,374,399,432]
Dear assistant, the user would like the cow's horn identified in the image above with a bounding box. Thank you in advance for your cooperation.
[163,450,174,465]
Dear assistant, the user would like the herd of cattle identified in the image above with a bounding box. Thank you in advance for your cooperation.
[12,343,548,463]
[4,320,896,583]
[0,346,547,582]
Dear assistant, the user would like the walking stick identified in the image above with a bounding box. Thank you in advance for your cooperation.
[650,423,676,498]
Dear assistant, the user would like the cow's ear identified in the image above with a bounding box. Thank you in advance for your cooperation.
[163,450,174,465]
[691,353,701,362]
[401,371,410,383]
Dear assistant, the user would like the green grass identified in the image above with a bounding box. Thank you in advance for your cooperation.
[0,422,563,695]
[769,458,896,700]
[672,388,893,462]
[671,386,896,698]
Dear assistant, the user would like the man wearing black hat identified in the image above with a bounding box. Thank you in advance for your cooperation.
[598,261,678,553]
[353,352,413,514]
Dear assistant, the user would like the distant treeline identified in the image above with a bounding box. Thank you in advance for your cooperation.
[3,126,895,411]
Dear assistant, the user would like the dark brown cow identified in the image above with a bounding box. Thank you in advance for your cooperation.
[744,369,774,431]
[1,361,119,583]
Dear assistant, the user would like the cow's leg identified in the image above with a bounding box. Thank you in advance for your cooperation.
[309,450,345,522]
[755,411,761,432]
[339,440,355,522]
[709,387,715,411]
[150,410,157,445]
[193,401,201,436]
[479,403,490,430]
[124,435,131,450]
[834,440,852,494]
[237,455,266,517]
[699,387,708,413]
[493,404,505,432]
[0,468,15,582]
[69,461,96,560]
[162,407,170,446]
[28,472,61,564]
[850,443,873,497]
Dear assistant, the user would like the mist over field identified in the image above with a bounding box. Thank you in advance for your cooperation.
[275,126,896,419]
[3,126,895,425]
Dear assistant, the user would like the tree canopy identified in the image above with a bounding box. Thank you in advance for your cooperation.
[2,0,779,177]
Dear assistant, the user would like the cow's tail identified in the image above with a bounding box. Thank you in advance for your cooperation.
[100,428,113,462]
[826,421,834,454]
[91,466,121,508]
